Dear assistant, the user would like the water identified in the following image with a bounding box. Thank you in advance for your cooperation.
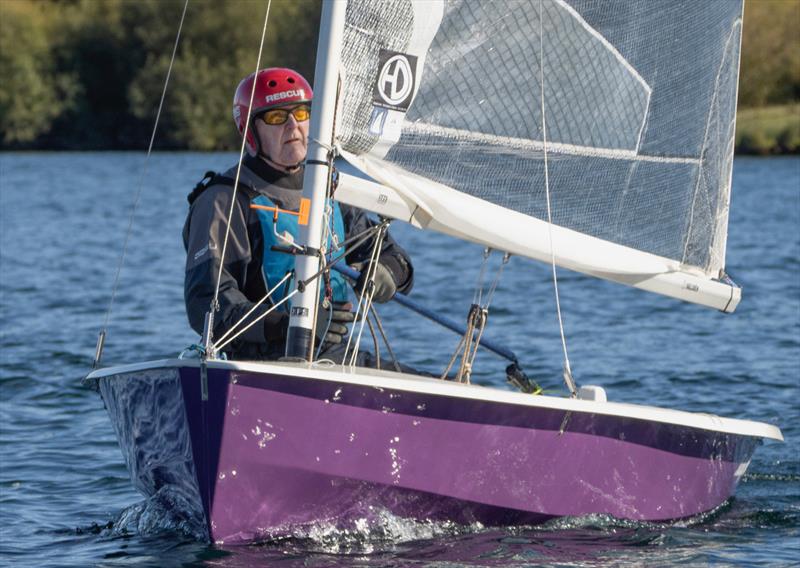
[1,153,798,567]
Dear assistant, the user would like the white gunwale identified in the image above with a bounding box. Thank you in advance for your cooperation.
[88,358,783,442]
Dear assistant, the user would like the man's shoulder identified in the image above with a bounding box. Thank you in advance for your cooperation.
[191,172,255,208]
[220,161,267,193]
[191,182,235,207]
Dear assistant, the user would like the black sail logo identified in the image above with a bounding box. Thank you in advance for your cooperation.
[373,50,418,111]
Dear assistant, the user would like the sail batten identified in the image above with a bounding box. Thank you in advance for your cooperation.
[403,122,702,165]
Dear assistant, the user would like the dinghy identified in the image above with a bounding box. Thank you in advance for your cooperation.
[87,0,783,544]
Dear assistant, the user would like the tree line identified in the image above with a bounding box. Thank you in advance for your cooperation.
[1,0,797,151]
[0,0,321,150]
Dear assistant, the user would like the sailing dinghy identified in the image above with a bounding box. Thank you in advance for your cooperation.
[87,0,783,544]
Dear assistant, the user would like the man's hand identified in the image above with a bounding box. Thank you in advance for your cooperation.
[315,301,356,345]
[353,262,397,303]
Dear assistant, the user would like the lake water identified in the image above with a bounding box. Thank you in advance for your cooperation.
[0,153,797,567]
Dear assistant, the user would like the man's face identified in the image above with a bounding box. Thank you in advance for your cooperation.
[253,104,309,167]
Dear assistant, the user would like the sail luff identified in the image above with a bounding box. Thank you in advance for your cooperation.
[713,14,745,273]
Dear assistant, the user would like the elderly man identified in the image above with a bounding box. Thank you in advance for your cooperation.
[183,68,413,361]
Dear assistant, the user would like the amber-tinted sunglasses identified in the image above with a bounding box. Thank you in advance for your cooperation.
[259,104,311,126]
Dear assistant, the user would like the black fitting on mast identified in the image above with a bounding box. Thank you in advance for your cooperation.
[285,327,313,362]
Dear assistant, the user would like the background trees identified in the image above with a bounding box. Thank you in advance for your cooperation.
[0,0,796,151]
[740,0,799,107]
[0,1,78,145]
[737,0,800,153]
[0,0,320,150]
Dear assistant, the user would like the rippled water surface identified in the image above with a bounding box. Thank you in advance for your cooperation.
[1,153,798,566]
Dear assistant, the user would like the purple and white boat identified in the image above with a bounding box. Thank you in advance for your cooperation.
[88,359,782,544]
[88,0,783,545]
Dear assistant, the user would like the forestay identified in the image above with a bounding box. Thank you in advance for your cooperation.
[331,0,744,312]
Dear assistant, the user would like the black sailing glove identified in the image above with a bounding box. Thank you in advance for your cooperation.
[353,262,397,304]
[315,301,356,345]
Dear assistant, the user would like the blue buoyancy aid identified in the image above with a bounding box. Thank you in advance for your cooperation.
[251,194,348,309]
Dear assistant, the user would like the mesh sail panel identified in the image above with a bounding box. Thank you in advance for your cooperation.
[338,0,743,276]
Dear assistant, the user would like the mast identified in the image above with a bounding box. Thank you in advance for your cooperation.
[285,0,348,359]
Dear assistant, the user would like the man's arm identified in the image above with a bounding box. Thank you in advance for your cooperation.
[340,204,414,295]
[183,186,288,347]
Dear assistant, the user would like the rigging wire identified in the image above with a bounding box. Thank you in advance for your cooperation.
[343,223,388,368]
[216,289,297,352]
[214,220,388,357]
[92,0,189,369]
[213,272,292,347]
[485,252,510,307]
[539,0,577,397]
[365,314,381,369]
[209,0,273,336]
[210,217,386,358]
[370,309,402,373]
[472,248,491,306]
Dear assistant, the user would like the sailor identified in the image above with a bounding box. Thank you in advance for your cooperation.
[183,68,413,361]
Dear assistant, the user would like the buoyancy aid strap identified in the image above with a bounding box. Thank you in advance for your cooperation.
[187,172,258,205]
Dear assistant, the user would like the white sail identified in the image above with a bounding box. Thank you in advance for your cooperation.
[335,155,740,312]
[335,0,744,311]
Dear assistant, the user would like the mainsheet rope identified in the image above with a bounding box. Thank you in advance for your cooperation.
[92,0,189,369]
[539,0,577,397]
[440,250,508,383]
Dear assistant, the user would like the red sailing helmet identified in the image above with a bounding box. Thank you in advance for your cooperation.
[233,68,313,155]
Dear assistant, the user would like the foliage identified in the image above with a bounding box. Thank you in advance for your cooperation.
[0,1,78,144]
[0,0,796,151]
[739,0,800,108]
[125,0,320,150]
[736,104,800,154]
[1,0,320,150]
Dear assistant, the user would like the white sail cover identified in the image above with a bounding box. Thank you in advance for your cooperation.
[334,0,744,311]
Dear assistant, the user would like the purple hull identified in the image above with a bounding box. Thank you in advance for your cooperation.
[93,360,779,544]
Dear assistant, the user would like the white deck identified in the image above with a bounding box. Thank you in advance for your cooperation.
[87,358,784,442]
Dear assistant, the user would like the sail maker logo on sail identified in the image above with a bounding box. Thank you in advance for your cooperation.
[373,50,418,111]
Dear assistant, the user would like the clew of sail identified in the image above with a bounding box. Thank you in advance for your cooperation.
[333,0,744,312]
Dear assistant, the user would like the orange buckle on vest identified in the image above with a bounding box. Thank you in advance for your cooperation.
[250,198,310,225]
